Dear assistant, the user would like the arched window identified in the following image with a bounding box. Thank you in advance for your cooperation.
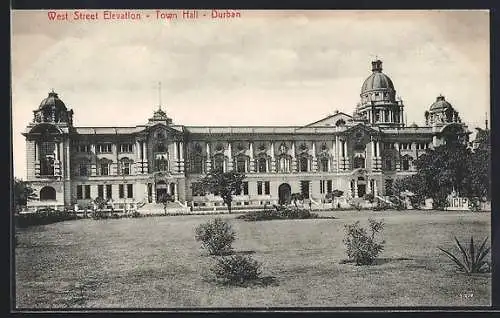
[40,186,56,201]
[120,158,133,175]
[236,156,247,173]
[257,157,267,173]
[155,154,168,172]
[155,142,166,152]
[191,155,204,174]
[320,157,329,172]
[213,154,225,172]
[385,158,393,171]
[353,156,365,169]
[401,156,412,171]
[41,156,55,176]
[299,156,308,172]
[99,159,111,176]
[79,160,89,176]
[277,156,290,173]
[335,119,346,127]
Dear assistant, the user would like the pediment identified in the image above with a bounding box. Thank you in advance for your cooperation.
[303,112,353,128]
[140,123,183,137]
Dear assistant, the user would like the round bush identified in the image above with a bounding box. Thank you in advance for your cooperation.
[211,255,262,286]
[195,218,236,255]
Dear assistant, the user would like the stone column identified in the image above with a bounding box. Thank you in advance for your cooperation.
[432,136,438,147]
[343,140,348,171]
[395,142,401,171]
[335,136,339,172]
[136,141,141,159]
[227,142,232,171]
[354,180,358,198]
[249,142,254,172]
[291,141,296,172]
[174,183,178,201]
[270,141,275,172]
[179,141,184,173]
[373,180,378,196]
[311,142,317,172]
[142,142,147,161]
[205,143,211,171]
[367,179,371,194]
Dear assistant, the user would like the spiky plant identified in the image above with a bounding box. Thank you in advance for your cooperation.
[438,236,490,274]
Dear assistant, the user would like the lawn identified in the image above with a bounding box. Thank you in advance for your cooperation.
[15,210,491,308]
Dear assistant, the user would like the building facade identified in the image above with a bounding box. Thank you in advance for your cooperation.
[22,60,470,211]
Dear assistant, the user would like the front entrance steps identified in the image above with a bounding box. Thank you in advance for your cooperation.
[137,201,190,215]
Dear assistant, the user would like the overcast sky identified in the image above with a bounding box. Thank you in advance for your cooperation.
[11,10,489,178]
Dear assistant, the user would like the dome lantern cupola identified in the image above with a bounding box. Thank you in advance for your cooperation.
[354,59,405,128]
[33,90,73,126]
[427,95,462,126]
[371,59,383,72]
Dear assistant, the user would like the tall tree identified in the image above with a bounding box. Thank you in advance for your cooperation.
[198,169,245,214]
[467,128,491,200]
[13,178,37,213]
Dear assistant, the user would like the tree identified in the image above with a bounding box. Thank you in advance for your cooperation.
[467,128,491,201]
[290,193,303,208]
[412,143,472,209]
[392,175,426,209]
[92,197,108,219]
[13,178,37,213]
[157,193,173,215]
[198,169,245,214]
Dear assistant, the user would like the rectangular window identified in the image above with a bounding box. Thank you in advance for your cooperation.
[98,185,104,198]
[100,162,109,176]
[320,180,325,194]
[77,185,83,199]
[119,184,124,198]
[300,181,310,198]
[106,184,112,199]
[384,142,395,150]
[127,184,133,198]
[242,182,249,195]
[327,180,332,193]
[77,144,90,152]
[257,181,263,195]
[264,181,270,195]
[119,144,134,153]
[96,143,112,153]
[84,185,91,199]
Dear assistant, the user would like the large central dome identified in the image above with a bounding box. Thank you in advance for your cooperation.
[360,60,395,94]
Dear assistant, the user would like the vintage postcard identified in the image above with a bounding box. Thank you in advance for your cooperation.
[11,9,491,309]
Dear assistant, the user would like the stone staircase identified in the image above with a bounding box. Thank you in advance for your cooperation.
[137,201,190,215]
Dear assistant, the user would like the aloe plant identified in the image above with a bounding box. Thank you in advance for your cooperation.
[438,236,490,274]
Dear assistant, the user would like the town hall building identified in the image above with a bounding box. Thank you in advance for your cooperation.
[22,60,470,212]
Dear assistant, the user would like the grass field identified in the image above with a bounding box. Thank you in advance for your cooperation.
[15,210,491,308]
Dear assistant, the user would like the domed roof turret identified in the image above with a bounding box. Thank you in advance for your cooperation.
[39,90,68,112]
[429,95,453,112]
[33,90,73,125]
[360,60,395,94]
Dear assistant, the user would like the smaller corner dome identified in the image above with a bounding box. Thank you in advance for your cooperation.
[39,90,67,111]
[360,60,395,94]
[429,95,453,112]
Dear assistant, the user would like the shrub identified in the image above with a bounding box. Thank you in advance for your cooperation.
[211,255,262,286]
[364,193,375,203]
[343,218,385,265]
[132,211,141,218]
[195,218,236,255]
[237,205,318,221]
[16,209,78,228]
[438,236,490,274]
